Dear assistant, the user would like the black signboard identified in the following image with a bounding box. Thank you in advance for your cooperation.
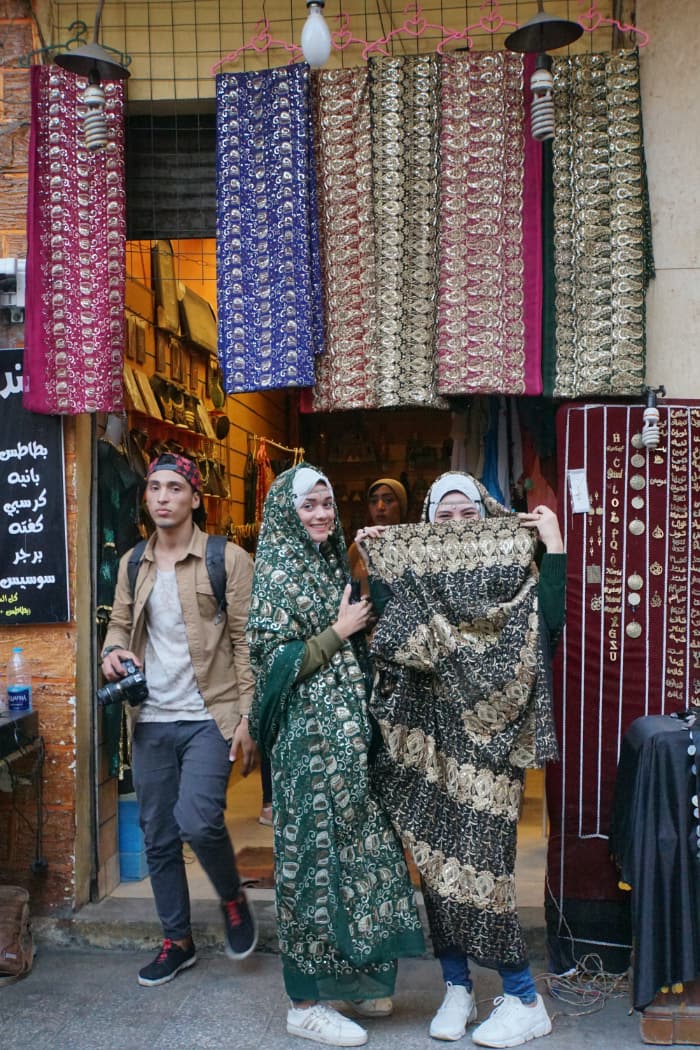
[0,348,70,624]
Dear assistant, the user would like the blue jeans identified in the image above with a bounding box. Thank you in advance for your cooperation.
[439,952,537,1004]
[132,719,240,941]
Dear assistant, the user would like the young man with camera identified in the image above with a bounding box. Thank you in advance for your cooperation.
[101,452,258,987]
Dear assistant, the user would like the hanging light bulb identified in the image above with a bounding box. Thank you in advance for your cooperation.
[301,0,332,68]
[82,72,109,151]
[504,1,582,145]
[530,53,555,142]
[642,385,666,450]
[54,0,130,153]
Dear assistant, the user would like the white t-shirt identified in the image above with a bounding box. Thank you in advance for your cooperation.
[138,569,211,723]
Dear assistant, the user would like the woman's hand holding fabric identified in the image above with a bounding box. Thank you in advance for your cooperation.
[354,523,387,551]
[333,583,373,639]
[517,506,564,553]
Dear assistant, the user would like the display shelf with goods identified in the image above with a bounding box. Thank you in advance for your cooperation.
[300,409,453,537]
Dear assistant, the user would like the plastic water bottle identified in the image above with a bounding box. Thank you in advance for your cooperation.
[6,647,32,713]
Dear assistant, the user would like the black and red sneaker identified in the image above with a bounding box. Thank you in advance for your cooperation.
[222,890,258,960]
[137,939,197,987]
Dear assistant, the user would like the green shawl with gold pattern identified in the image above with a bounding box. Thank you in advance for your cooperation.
[247,463,424,1000]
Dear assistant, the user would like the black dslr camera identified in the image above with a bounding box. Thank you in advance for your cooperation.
[97,658,149,707]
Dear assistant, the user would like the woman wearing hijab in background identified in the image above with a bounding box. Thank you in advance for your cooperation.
[354,471,565,1049]
[347,478,408,595]
[246,464,425,1049]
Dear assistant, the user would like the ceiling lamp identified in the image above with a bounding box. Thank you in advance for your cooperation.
[301,0,333,68]
[505,1,583,143]
[55,0,130,152]
[504,1,583,53]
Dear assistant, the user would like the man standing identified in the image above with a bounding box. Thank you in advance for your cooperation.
[101,453,258,987]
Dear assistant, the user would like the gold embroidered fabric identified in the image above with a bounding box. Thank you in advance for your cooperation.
[365,517,558,966]
[311,68,378,411]
[368,55,445,408]
[551,50,654,397]
[437,52,543,396]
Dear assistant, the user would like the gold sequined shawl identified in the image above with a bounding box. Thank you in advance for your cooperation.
[551,50,654,397]
[363,501,558,967]
[437,52,544,396]
[368,54,445,409]
[311,68,378,411]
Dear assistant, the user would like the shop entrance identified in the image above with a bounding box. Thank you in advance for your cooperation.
[100,391,550,916]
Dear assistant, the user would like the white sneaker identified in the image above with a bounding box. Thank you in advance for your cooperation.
[287,1002,368,1046]
[471,993,552,1048]
[430,982,478,1040]
[338,997,394,1017]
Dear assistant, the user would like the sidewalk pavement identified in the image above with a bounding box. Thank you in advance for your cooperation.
[4,891,662,1050]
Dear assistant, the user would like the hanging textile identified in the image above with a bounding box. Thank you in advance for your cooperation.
[216,64,324,394]
[547,402,699,973]
[368,54,444,409]
[310,68,378,411]
[551,50,654,398]
[254,438,276,524]
[24,66,126,414]
[96,436,143,778]
[540,141,557,397]
[437,52,543,396]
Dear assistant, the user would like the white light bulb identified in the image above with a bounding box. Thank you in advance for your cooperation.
[642,405,660,449]
[530,55,555,142]
[83,81,108,151]
[301,2,332,68]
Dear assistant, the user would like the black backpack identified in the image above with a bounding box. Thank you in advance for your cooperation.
[126,534,228,624]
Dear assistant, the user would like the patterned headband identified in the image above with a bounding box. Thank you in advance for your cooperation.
[146,453,203,494]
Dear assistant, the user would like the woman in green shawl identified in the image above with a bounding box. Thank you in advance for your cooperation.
[246,463,425,1048]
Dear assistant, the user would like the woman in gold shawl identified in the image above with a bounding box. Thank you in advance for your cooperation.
[355,472,565,1049]
[246,463,424,1048]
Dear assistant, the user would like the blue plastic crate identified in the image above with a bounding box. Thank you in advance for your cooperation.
[118,822,145,853]
[119,849,149,881]
[118,793,141,825]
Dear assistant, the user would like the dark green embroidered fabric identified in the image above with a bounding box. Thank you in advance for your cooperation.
[246,463,425,1001]
[364,476,558,971]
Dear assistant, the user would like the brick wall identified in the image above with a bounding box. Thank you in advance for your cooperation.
[0,2,80,911]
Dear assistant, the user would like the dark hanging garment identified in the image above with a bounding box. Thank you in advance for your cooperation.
[610,714,700,1011]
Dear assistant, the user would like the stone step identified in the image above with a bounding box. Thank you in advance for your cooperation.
[32,891,547,959]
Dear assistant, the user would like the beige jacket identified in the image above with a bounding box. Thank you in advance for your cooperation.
[103,525,255,741]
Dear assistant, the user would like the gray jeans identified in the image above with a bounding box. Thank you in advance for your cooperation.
[131,719,240,940]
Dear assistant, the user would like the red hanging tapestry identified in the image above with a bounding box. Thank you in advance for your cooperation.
[437,52,543,396]
[311,68,378,412]
[24,65,126,415]
[548,402,700,915]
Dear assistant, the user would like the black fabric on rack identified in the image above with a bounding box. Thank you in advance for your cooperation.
[96,439,144,778]
[610,714,700,1011]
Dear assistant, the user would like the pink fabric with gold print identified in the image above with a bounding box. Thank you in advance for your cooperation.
[437,52,542,396]
[311,67,378,411]
[24,65,126,415]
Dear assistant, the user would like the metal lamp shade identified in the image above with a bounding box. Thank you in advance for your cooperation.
[504,10,583,53]
[55,42,130,80]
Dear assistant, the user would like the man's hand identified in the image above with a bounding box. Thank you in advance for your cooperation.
[101,648,141,681]
[230,717,258,776]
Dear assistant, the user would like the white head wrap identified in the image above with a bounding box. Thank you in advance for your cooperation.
[292,467,334,508]
[427,473,485,523]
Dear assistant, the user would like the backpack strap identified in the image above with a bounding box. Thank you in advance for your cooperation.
[126,539,148,599]
[205,533,229,624]
[126,535,228,623]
